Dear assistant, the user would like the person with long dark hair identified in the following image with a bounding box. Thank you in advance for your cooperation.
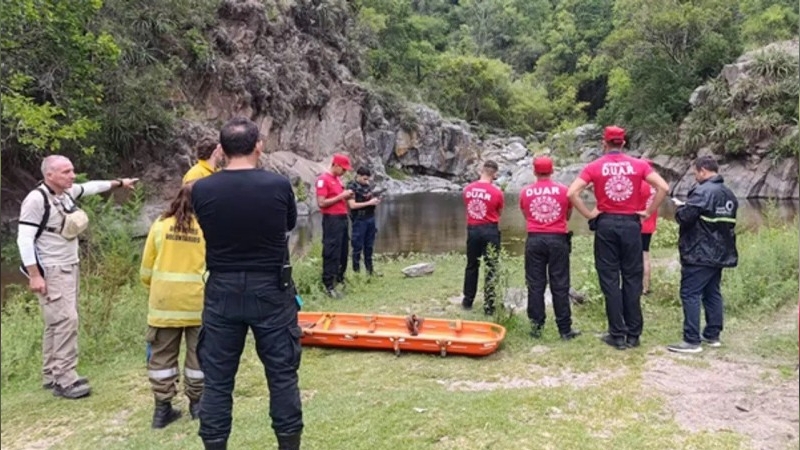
[140,182,206,428]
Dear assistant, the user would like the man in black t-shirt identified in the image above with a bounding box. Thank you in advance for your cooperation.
[346,167,381,276]
[191,117,302,450]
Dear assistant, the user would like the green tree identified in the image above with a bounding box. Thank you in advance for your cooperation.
[597,0,742,133]
[1,0,120,161]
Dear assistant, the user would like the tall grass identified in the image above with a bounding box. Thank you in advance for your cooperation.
[2,200,797,391]
[647,204,798,315]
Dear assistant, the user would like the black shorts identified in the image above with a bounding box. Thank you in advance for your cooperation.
[641,233,653,252]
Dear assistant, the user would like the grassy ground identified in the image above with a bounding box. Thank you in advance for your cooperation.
[1,228,798,450]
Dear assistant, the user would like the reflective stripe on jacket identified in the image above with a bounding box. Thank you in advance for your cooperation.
[140,216,205,327]
[675,175,738,268]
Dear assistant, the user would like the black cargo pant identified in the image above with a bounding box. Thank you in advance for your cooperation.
[322,214,349,290]
[463,223,501,309]
[525,233,572,334]
[197,272,303,444]
[593,214,644,339]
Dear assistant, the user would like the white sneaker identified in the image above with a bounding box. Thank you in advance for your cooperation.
[667,341,703,353]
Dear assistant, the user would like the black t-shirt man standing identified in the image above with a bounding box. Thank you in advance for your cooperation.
[191,117,302,450]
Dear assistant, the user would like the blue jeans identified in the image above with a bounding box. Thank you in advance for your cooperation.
[351,216,376,273]
[680,265,724,345]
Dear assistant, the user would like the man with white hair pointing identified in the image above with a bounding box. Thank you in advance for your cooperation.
[16,154,138,399]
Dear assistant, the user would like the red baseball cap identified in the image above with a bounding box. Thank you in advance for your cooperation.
[603,126,626,143]
[332,153,352,171]
[533,156,553,175]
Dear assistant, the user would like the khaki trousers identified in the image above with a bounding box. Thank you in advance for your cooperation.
[146,326,203,402]
[37,263,81,388]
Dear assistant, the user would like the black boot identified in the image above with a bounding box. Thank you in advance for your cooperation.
[276,432,302,450]
[152,400,182,429]
[189,399,201,420]
[203,439,227,450]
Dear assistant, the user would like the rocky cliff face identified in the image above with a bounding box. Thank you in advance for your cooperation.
[646,39,799,199]
[144,2,797,229]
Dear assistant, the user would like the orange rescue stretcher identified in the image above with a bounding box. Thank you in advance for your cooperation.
[297,312,506,357]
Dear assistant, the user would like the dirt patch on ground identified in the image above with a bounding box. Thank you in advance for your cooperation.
[439,366,627,392]
[644,355,799,450]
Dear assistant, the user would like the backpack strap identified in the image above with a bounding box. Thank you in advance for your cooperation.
[17,188,56,240]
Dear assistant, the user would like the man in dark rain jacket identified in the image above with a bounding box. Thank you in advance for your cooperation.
[667,156,738,354]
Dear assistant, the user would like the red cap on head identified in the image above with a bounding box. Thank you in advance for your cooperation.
[603,126,626,143]
[533,156,554,175]
[332,153,352,171]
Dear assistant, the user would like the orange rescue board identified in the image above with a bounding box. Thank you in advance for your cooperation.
[298,312,506,357]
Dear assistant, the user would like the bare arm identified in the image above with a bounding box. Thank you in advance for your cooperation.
[317,190,352,209]
[348,197,379,210]
[567,178,597,219]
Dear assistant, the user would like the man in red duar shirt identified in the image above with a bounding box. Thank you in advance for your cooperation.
[519,156,581,341]
[567,126,669,350]
[461,160,504,315]
[639,159,659,296]
[316,153,354,299]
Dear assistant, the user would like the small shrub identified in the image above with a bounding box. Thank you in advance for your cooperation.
[651,217,679,250]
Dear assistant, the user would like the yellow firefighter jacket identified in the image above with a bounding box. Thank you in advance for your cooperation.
[182,159,216,184]
[140,215,205,327]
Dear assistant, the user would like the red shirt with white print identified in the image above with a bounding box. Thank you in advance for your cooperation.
[519,180,571,233]
[578,153,653,214]
[639,180,658,233]
[462,181,504,225]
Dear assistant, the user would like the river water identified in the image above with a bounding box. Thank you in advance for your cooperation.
[2,193,797,297]
[294,192,798,256]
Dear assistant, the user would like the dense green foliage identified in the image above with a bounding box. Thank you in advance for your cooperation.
[1,0,218,174]
[1,0,798,180]
[355,0,798,139]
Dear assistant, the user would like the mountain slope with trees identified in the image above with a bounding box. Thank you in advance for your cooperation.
[2,0,798,207]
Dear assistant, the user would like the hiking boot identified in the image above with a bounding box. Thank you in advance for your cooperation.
[560,329,582,341]
[189,399,201,420]
[626,336,641,348]
[52,380,92,399]
[600,334,627,350]
[151,400,182,429]
[461,297,473,310]
[44,376,88,390]
[701,336,722,348]
[667,341,702,354]
[529,323,543,339]
[276,432,302,450]
[203,439,227,450]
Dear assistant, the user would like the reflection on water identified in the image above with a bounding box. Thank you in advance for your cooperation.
[3,193,798,297]
[292,192,800,257]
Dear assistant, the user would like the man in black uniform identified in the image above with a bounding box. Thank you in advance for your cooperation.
[668,156,738,353]
[191,117,302,450]
[347,167,381,276]
[567,126,670,350]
